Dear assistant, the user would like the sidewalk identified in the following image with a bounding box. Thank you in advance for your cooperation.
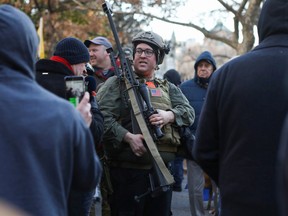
[171,173,215,216]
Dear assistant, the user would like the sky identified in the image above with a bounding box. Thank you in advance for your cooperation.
[142,0,233,43]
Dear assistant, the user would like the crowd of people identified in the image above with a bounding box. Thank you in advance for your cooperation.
[1,0,288,215]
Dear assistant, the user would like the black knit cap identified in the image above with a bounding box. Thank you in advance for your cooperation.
[54,37,90,65]
[163,69,181,86]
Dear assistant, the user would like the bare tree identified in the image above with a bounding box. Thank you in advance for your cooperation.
[113,0,264,55]
[5,0,264,56]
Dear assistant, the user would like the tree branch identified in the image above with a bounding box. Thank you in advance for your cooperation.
[114,11,238,49]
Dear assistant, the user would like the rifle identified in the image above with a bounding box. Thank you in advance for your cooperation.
[106,47,122,79]
[102,1,175,201]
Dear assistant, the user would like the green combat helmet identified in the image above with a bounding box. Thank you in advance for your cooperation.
[132,31,170,65]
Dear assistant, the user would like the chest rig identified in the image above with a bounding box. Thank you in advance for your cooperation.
[120,77,181,151]
[141,78,181,150]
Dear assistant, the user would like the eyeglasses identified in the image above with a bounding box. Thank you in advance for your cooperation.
[135,48,154,57]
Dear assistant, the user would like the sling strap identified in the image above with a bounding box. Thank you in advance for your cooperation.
[124,78,175,186]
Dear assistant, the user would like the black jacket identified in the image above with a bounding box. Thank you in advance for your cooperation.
[0,5,101,215]
[278,115,288,216]
[36,59,104,148]
[193,0,288,215]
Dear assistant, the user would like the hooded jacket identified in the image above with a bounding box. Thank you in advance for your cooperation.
[0,5,101,215]
[193,51,216,88]
[180,51,216,134]
[193,0,288,215]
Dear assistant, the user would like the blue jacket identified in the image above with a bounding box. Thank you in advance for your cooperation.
[180,50,216,134]
[0,5,101,215]
[180,79,207,134]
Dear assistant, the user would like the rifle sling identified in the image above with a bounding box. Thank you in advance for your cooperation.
[124,78,175,185]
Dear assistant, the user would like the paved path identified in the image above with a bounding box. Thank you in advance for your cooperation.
[171,174,215,216]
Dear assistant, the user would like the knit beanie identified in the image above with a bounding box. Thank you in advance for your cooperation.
[163,69,181,86]
[53,37,90,65]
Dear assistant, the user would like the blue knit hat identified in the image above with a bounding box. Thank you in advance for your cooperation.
[54,37,90,65]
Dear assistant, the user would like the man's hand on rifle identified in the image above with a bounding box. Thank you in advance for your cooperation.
[149,109,175,128]
[124,132,147,157]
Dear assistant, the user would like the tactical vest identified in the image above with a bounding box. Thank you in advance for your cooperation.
[144,78,181,153]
